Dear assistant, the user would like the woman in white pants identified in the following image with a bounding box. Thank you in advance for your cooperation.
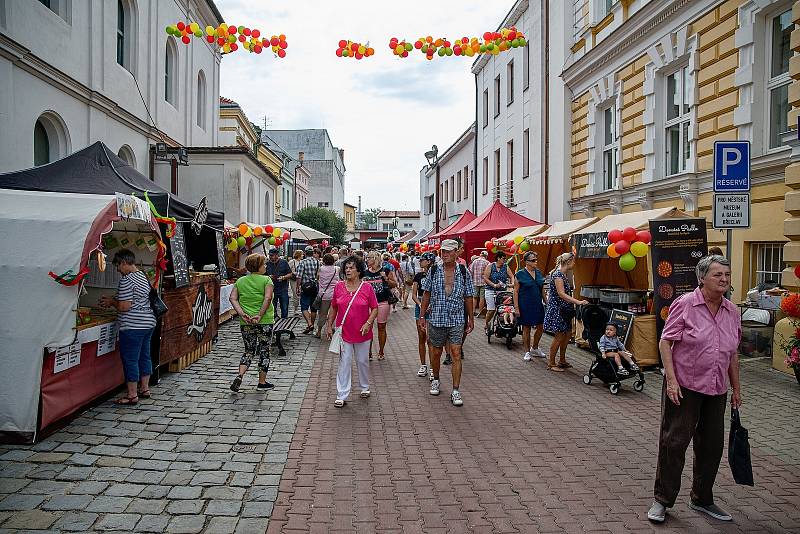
[326,256,378,407]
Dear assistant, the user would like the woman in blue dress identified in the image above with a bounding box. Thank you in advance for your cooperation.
[514,251,546,361]
[543,252,588,371]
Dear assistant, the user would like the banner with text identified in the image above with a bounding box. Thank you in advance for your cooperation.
[573,232,610,259]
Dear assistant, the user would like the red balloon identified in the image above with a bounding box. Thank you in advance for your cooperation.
[636,230,651,245]
[270,37,279,46]
[279,40,288,49]
[206,35,215,43]
[415,40,423,49]
[230,42,238,51]
[622,227,637,242]
[614,240,630,255]
[484,240,494,250]
[228,25,237,35]
[177,22,186,31]
[336,48,343,57]
[506,239,515,248]
[434,243,441,250]
[181,35,191,45]
[401,50,408,57]
[283,232,290,240]
[795,264,800,279]
[243,28,251,36]
[355,52,363,60]
[265,225,274,234]
[608,229,622,243]
[277,49,286,58]
[254,45,262,54]
[252,29,260,39]
[274,237,283,246]
[238,34,246,43]
[217,37,225,46]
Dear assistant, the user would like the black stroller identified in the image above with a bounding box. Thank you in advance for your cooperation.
[580,305,645,395]
[487,290,519,349]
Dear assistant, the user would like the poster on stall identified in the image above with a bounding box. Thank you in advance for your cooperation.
[649,218,708,338]
[53,343,81,374]
[170,223,190,288]
[573,232,610,258]
[97,322,119,356]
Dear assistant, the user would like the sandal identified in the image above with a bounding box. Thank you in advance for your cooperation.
[547,366,565,373]
[138,389,151,399]
[369,353,374,361]
[302,325,314,334]
[378,354,385,361]
[115,396,139,405]
[558,362,573,369]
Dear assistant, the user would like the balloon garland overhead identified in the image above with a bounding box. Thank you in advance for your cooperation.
[391,27,526,61]
[165,22,288,57]
[606,227,651,272]
[226,223,291,253]
[336,40,375,59]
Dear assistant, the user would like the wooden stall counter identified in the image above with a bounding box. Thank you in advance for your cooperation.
[627,314,659,367]
[160,272,220,371]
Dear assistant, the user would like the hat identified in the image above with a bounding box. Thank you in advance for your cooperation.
[268,248,280,255]
[440,239,459,252]
[421,252,436,263]
[480,250,489,257]
[304,245,313,252]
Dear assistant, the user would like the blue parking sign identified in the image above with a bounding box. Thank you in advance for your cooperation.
[713,141,750,192]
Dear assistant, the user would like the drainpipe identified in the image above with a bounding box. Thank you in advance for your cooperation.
[542,0,550,224]
[474,75,479,215]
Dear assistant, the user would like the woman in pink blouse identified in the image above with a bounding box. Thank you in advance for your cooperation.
[648,255,742,524]
[326,256,378,407]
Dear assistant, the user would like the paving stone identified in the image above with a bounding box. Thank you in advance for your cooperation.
[235,517,270,534]
[85,495,132,513]
[167,485,202,500]
[127,469,166,484]
[0,477,30,493]
[27,452,72,463]
[230,472,255,487]
[0,493,46,511]
[94,512,140,531]
[56,466,94,481]
[1,509,59,529]
[135,514,170,533]
[19,480,73,495]
[0,450,35,461]
[166,499,205,515]
[94,455,134,468]
[89,466,132,481]
[51,511,99,531]
[104,483,145,497]
[162,470,194,485]
[68,453,99,466]
[68,481,109,495]
[125,497,167,514]
[137,485,171,499]
[40,494,93,511]
[205,516,239,534]
[205,499,242,516]
[167,514,207,533]
[203,486,246,500]
[190,471,229,486]
[250,486,278,502]
[241,501,273,518]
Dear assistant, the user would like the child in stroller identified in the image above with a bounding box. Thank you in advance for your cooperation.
[497,295,516,326]
[487,290,518,349]
[598,323,640,376]
[581,306,645,395]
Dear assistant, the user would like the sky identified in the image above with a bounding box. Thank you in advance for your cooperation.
[216,0,513,212]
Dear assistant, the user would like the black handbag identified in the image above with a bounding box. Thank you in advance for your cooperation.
[559,304,576,322]
[149,287,168,319]
[728,408,754,486]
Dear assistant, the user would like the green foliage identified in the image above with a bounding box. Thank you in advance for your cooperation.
[362,207,382,228]
[294,206,347,245]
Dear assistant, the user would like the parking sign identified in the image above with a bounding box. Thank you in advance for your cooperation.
[713,141,750,192]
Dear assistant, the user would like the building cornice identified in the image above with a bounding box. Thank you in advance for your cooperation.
[437,122,476,168]
[471,0,529,74]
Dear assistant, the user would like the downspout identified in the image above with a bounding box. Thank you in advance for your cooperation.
[474,74,479,215]
[542,0,550,224]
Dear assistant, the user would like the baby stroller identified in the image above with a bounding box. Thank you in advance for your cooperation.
[487,290,519,349]
[580,305,645,395]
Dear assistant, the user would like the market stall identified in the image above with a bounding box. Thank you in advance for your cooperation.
[0,189,164,442]
[426,210,476,245]
[570,207,696,366]
[490,224,548,271]
[527,217,598,274]
[455,200,541,260]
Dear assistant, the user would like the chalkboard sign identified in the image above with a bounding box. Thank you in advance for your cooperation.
[607,309,634,346]
[215,231,226,281]
[171,223,189,288]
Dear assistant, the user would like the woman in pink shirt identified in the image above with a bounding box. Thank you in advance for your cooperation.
[648,255,742,525]
[326,256,378,407]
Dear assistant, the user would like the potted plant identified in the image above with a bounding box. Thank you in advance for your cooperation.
[776,294,800,384]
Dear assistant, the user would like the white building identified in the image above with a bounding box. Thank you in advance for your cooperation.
[421,123,475,231]
[377,211,422,235]
[264,129,346,216]
[0,0,223,175]
[472,0,569,224]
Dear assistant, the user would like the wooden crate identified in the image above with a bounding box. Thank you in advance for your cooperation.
[167,340,212,372]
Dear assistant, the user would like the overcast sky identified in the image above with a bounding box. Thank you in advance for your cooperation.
[216,0,512,212]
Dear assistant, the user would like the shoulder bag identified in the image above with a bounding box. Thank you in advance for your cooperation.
[728,408,754,486]
[313,268,338,310]
[329,281,364,354]
[149,287,168,319]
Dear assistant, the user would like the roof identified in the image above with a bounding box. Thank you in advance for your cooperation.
[573,207,689,235]
[428,210,476,239]
[458,200,541,234]
[343,202,357,209]
[497,224,548,242]
[219,96,240,108]
[409,228,431,243]
[532,217,599,241]
[186,146,281,186]
[203,0,225,25]
[378,211,420,218]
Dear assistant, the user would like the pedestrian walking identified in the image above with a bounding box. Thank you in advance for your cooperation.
[288,249,303,314]
[418,239,474,406]
[314,253,340,337]
[363,250,397,360]
[543,252,587,371]
[647,255,742,524]
[99,249,157,405]
[469,251,490,317]
[400,253,415,309]
[514,251,547,361]
[483,251,514,335]
[295,246,321,334]
[411,252,435,378]
[326,256,379,407]
[385,252,402,312]
[265,248,292,319]
[228,253,276,392]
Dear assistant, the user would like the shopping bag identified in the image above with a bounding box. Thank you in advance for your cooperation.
[728,408,754,486]
[328,327,343,354]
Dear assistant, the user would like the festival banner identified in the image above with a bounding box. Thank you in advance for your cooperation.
[573,232,610,259]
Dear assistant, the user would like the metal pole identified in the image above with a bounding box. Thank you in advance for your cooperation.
[434,163,440,233]
[726,229,732,259]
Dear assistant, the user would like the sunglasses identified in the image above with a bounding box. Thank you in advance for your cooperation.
[525,256,538,261]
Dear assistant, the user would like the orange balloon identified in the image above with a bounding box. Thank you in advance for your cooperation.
[253,226,263,236]
[238,223,249,236]
[607,243,620,258]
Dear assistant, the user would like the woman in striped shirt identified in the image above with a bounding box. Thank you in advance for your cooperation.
[99,249,157,405]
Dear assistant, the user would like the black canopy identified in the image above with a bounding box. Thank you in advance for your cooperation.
[0,142,223,230]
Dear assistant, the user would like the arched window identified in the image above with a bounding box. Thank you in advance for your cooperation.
[165,37,178,106]
[116,0,136,72]
[117,145,136,167]
[33,111,71,166]
[196,70,206,129]
[264,191,272,223]
[246,181,255,222]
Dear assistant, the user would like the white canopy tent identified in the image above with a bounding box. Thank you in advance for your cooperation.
[269,220,331,241]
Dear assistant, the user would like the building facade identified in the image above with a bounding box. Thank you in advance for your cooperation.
[263,129,346,216]
[421,123,476,230]
[564,0,793,297]
[377,211,422,235]
[0,0,223,175]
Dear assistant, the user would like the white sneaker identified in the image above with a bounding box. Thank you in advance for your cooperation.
[451,390,463,406]
[417,364,428,377]
[647,501,666,523]
[360,390,370,398]
[430,379,440,395]
[429,368,435,381]
[523,352,532,361]
[533,348,546,358]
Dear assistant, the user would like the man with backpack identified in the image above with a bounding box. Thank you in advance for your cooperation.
[295,246,320,334]
[418,239,474,406]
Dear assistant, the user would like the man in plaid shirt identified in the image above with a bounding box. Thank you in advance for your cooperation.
[295,246,321,334]
[418,239,474,406]
[468,250,490,318]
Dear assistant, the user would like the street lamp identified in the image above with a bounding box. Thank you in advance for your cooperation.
[424,145,440,233]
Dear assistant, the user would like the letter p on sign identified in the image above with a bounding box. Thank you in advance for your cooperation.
[721,148,741,175]
[713,141,750,192]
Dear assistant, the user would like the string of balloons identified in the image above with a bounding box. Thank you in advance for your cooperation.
[165,22,288,57]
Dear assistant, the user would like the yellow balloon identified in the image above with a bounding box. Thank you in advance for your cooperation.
[514,235,524,245]
[358,45,366,55]
[630,241,649,258]
[272,228,281,238]
[189,22,200,33]
[222,43,231,53]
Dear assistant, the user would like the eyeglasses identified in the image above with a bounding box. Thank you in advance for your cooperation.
[525,256,538,262]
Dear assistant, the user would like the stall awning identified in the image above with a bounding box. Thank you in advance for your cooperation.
[410,228,431,243]
[573,207,688,235]
[428,210,476,240]
[497,224,548,242]
[459,201,541,234]
[531,217,599,244]
[267,220,331,241]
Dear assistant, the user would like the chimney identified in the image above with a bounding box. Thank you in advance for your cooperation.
[298,151,304,162]
[339,148,344,161]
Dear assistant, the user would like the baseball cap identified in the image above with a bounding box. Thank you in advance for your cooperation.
[480,250,489,257]
[304,245,313,252]
[440,239,459,252]
[268,248,280,255]
[421,252,436,263]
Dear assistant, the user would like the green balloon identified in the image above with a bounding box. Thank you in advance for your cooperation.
[512,39,520,48]
[269,236,276,245]
[342,48,349,56]
[404,42,413,51]
[445,47,453,56]
[165,26,173,35]
[519,38,527,46]
[619,252,636,272]
[479,44,487,53]
[421,44,429,53]
[236,236,246,248]
[194,30,202,37]
[519,241,530,252]
[438,48,446,56]
[487,43,495,51]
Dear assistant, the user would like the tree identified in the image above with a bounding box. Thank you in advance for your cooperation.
[362,207,382,229]
[294,206,347,245]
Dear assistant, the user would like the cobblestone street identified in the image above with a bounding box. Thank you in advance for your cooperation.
[1,311,799,533]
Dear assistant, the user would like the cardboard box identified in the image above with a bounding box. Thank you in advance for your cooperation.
[757,293,785,310]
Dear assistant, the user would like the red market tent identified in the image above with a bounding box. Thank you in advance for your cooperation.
[427,210,476,243]
[455,200,541,259]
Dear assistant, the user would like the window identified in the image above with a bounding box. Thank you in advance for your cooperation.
[482,157,489,195]
[117,1,125,66]
[456,171,462,201]
[494,76,501,116]
[165,37,178,106]
[403,223,412,228]
[246,181,255,222]
[317,202,329,208]
[751,242,785,287]
[463,166,469,199]
[117,145,136,167]
[664,65,691,175]
[426,195,434,215]
[507,140,514,204]
[196,70,207,129]
[523,43,530,90]
[34,120,49,167]
[39,0,52,7]
[494,149,501,201]
[604,0,616,16]
[440,183,444,205]
[483,90,489,127]
[507,61,514,105]
[768,9,792,149]
[602,106,618,190]
[444,181,448,203]
[382,223,390,231]
[523,129,530,178]
[264,191,272,223]
[449,176,454,201]
[33,112,70,166]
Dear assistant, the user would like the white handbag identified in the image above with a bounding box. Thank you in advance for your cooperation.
[329,282,363,354]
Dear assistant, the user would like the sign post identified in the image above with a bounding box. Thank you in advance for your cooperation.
[713,141,751,258]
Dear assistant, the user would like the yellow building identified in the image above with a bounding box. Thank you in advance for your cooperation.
[564,0,793,298]
[343,203,357,232]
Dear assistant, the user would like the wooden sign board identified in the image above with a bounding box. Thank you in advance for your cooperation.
[170,223,189,288]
